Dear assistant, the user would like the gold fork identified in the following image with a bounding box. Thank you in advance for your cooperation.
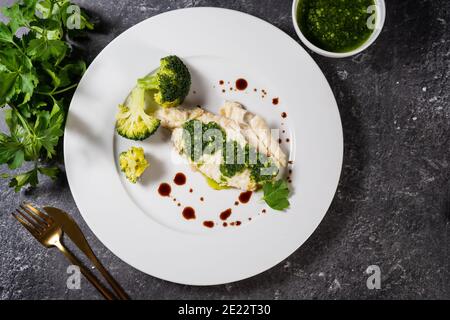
[43,206,129,300]
[12,203,117,300]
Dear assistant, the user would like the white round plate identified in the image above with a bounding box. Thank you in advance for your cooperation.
[64,8,343,285]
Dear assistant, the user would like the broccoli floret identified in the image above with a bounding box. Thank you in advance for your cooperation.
[119,146,149,183]
[137,55,191,108]
[116,86,161,140]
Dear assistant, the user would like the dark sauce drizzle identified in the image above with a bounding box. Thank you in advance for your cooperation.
[182,207,196,220]
[173,172,186,185]
[235,78,248,90]
[238,191,253,204]
[203,221,214,228]
[220,208,232,221]
[158,183,171,197]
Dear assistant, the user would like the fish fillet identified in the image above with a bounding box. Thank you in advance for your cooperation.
[219,101,287,167]
[154,102,287,191]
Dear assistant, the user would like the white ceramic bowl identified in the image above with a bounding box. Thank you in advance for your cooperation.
[292,0,386,58]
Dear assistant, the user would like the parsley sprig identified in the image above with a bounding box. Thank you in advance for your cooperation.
[262,179,291,211]
[0,0,93,191]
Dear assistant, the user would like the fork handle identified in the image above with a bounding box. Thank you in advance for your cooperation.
[54,241,117,300]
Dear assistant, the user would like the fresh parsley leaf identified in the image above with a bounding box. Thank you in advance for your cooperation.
[0,132,24,168]
[0,125,27,170]
[20,71,39,103]
[4,108,40,160]
[9,167,39,192]
[1,0,38,34]
[57,61,86,87]
[9,149,25,169]
[34,103,64,158]
[0,49,22,72]
[0,22,14,44]
[26,38,68,63]
[35,0,54,19]
[0,47,32,73]
[0,49,36,105]
[17,101,47,118]
[0,72,19,106]
[7,165,60,192]
[31,18,64,40]
[262,179,291,211]
[38,166,59,179]
[42,61,61,88]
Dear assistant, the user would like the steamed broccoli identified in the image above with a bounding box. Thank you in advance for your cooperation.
[116,86,161,140]
[119,146,149,183]
[137,55,191,108]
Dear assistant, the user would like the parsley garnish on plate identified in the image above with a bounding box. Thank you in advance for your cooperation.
[0,0,93,191]
[262,179,291,211]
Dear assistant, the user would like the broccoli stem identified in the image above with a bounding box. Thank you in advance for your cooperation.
[137,72,159,90]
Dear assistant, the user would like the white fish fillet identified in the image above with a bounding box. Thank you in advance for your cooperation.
[219,101,287,168]
[154,102,287,191]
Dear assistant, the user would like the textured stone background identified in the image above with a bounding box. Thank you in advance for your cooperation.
[0,0,449,300]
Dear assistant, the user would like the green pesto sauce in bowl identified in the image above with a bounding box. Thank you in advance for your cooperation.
[297,0,376,53]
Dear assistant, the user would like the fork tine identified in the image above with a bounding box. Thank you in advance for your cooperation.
[22,203,52,225]
[15,208,46,232]
[11,212,41,237]
[18,204,49,228]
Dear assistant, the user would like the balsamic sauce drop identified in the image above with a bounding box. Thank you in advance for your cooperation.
[203,221,214,228]
[158,183,171,197]
[173,172,186,185]
[220,208,232,221]
[182,207,196,220]
[238,191,253,204]
[235,78,248,90]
